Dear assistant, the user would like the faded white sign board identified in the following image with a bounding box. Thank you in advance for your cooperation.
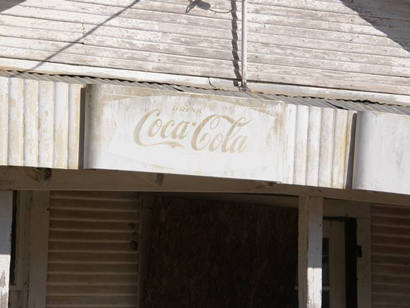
[84,85,283,181]
[84,85,354,187]
[353,111,410,195]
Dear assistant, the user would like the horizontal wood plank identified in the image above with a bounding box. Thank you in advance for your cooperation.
[46,295,137,305]
[48,273,138,284]
[49,209,139,221]
[48,263,138,273]
[0,0,408,96]
[1,167,410,206]
[47,285,137,295]
[49,220,138,232]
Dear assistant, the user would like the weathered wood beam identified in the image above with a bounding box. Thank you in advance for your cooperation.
[0,167,409,206]
[298,196,323,308]
[0,192,13,308]
[27,192,49,308]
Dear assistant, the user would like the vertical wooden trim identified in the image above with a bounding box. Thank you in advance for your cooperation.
[0,192,13,308]
[76,86,86,170]
[0,191,13,308]
[9,192,32,308]
[328,221,346,308]
[357,205,371,308]
[137,193,154,308]
[38,81,55,168]
[0,77,9,166]
[27,191,50,308]
[68,84,82,169]
[294,105,309,185]
[298,195,323,308]
[23,80,40,167]
[8,78,24,166]
[19,192,32,308]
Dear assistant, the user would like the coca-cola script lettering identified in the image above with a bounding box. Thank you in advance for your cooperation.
[133,109,250,153]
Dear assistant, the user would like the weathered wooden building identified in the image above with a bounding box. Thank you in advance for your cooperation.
[0,0,409,307]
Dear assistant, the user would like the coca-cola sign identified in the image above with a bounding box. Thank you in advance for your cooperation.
[134,108,250,153]
[85,85,283,181]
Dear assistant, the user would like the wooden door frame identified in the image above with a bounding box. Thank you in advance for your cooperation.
[5,170,375,308]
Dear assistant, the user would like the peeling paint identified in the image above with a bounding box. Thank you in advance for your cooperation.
[0,271,6,308]
[0,270,5,289]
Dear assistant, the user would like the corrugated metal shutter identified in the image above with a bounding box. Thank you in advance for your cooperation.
[372,204,410,307]
[46,191,140,308]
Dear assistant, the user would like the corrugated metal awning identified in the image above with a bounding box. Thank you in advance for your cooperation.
[2,70,410,116]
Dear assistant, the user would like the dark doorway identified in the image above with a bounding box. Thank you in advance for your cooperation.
[141,195,298,308]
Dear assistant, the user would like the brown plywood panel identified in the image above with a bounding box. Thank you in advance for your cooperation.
[142,196,298,308]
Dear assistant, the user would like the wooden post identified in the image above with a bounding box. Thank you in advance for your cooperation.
[0,192,13,308]
[298,195,323,308]
[27,191,50,308]
[137,194,154,308]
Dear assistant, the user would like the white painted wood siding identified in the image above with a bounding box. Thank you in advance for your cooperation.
[0,0,408,96]
[46,191,140,308]
[0,77,82,169]
[372,205,410,307]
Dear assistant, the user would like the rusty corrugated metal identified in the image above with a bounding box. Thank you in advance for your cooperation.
[0,76,82,169]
